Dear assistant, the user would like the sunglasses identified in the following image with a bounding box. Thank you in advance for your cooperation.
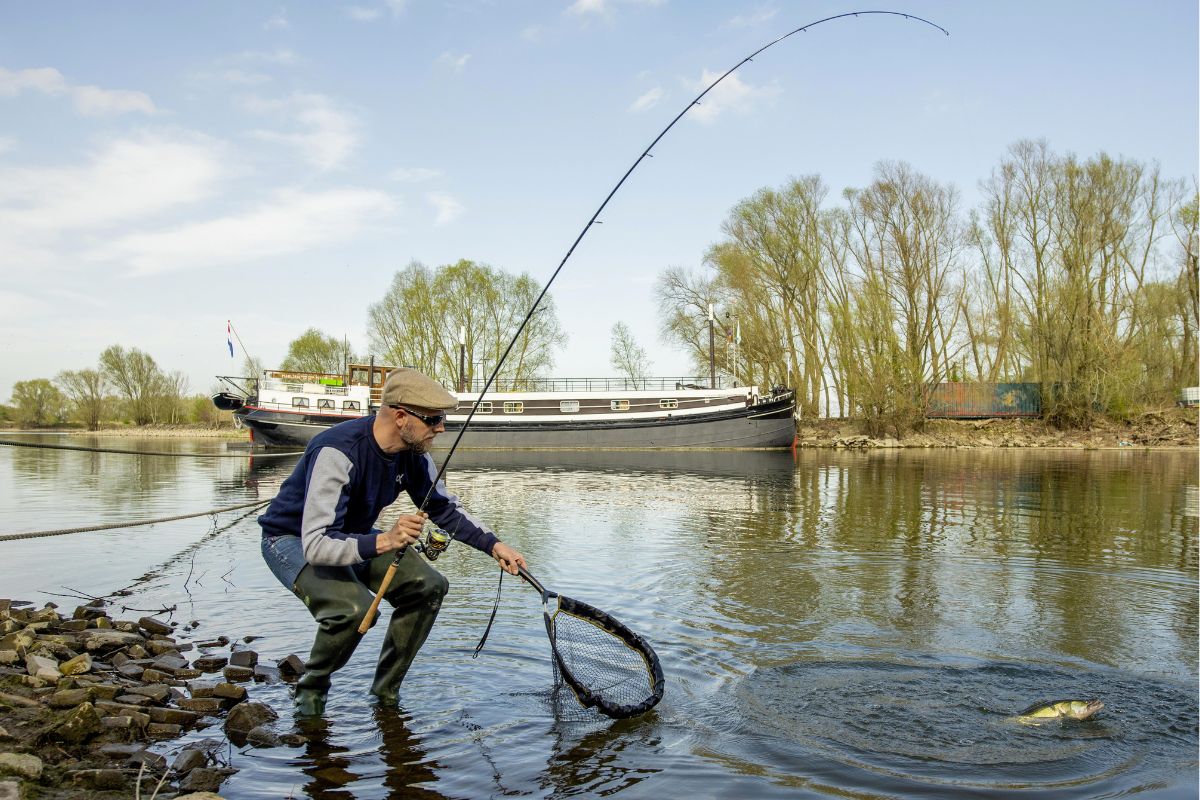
[391,405,446,428]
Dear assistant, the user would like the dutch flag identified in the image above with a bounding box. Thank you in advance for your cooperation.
[227,321,234,358]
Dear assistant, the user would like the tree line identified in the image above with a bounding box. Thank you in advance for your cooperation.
[5,345,222,430]
[656,140,1197,434]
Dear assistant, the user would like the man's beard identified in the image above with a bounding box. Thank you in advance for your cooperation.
[401,426,429,455]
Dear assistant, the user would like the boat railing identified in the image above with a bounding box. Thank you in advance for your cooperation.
[460,376,737,393]
[260,379,351,396]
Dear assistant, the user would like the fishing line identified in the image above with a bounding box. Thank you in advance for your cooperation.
[419,10,948,509]
[360,11,949,632]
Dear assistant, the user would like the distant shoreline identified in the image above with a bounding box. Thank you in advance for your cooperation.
[1,425,245,439]
[3,409,1196,449]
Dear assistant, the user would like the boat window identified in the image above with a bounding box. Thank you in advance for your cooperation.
[317,398,335,410]
[350,368,370,385]
[475,401,493,413]
[503,402,524,414]
[559,400,580,413]
[342,400,361,411]
[292,397,310,409]
[659,399,679,409]
[372,370,385,386]
[611,400,630,411]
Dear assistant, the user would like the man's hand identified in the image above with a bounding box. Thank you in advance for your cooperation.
[491,542,526,576]
[376,512,427,555]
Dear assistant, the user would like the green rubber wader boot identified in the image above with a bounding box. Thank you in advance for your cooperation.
[290,562,373,715]
[362,548,449,704]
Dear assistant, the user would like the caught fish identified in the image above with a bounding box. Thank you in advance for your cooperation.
[1016,699,1104,723]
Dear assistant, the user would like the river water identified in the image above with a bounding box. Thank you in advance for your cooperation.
[1,436,1196,799]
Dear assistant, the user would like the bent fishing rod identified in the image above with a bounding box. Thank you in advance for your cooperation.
[358,10,948,633]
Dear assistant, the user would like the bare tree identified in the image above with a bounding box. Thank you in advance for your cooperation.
[367,259,565,390]
[56,369,107,430]
[609,322,653,386]
[99,345,163,425]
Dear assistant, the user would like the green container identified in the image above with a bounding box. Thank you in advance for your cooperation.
[927,382,1041,418]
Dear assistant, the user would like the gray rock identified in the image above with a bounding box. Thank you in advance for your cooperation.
[192,656,227,673]
[25,653,61,681]
[146,722,183,739]
[69,768,126,789]
[246,724,282,748]
[277,654,305,677]
[0,780,18,800]
[224,701,278,734]
[82,630,145,651]
[126,683,171,703]
[179,766,232,793]
[147,706,199,727]
[228,649,258,668]
[222,665,254,683]
[171,746,209,774]
[138,616,174,636]
[49,701,102,744]
[152,654,189,673]
[59,652,93,675]
[48,688,92,708]
[0,752,43,779]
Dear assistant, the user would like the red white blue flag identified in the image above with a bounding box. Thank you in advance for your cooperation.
[227,321,234,358]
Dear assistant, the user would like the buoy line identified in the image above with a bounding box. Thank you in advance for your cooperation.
[0,498,274,542]
[0,438,302,458]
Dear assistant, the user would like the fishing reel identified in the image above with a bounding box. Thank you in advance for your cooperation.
[420,520,452,561]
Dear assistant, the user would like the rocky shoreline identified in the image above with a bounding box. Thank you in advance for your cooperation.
[797,409,1198,450]
[0,598,306,799]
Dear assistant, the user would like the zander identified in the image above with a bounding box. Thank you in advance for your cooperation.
[1016,699,1104,723]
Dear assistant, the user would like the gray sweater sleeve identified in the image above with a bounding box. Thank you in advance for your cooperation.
[300,447,378,565]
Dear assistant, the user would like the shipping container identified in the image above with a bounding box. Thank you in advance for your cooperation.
[926,382,1041,419]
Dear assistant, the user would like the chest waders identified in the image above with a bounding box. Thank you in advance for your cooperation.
[291,547,449,715]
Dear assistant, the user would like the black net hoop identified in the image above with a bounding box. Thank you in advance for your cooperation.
[543,593,665,719]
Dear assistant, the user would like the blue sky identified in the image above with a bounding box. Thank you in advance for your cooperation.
[1,1,1196,400]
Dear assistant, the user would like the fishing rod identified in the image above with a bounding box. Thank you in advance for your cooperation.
[359,10,948,631]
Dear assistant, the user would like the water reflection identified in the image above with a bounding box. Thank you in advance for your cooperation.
[0,442,1195,798]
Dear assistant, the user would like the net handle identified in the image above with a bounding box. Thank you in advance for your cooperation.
[517,566,547,597]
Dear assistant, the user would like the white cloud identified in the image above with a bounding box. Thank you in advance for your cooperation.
[726,5,778,27]
[235,49,299,66]
[685,69,776,124]
[0,130,229,272]
[0,136,15,155]
[391,167,442,182]
[384,0,406,17]
[347,6,382,21]
[220,69,272,86]
[521,25,545,42]
[92,187,396,275]
[264,7,289,29]
[427,191,463,225]
[0,130,227,235]
[566,0,608,17]
[437,52,471,73]
[245,92,359,170]
[0,67,156,116]
[629,86,663,113]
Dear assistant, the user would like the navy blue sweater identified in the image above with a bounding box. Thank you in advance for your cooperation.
[259,415,498,565]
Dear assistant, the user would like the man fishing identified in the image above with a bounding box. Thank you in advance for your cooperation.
[259,367,527,715]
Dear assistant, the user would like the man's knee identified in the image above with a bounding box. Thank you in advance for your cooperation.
[295,566,373,626]
[386,568,448,607]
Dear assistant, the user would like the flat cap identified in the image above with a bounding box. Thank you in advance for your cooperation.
[380,367,457,411]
